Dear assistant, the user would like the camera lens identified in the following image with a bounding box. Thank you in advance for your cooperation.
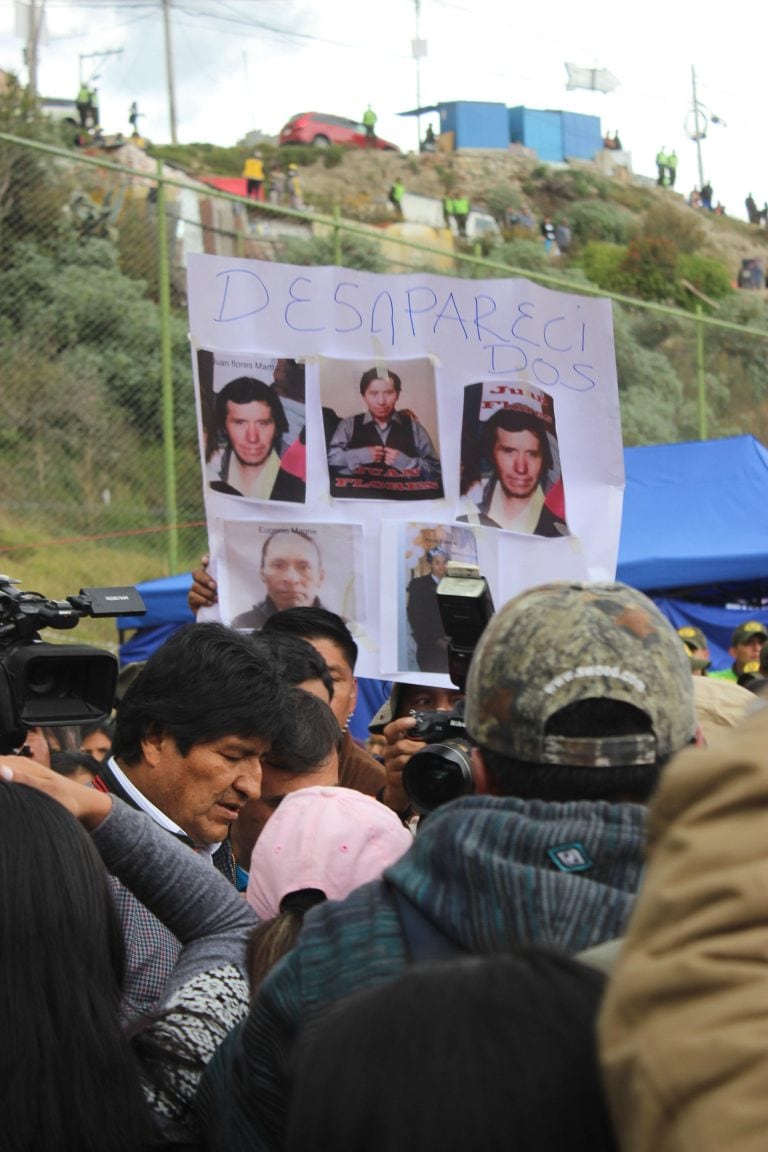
[25,659,67,697]
[403,739,474,815]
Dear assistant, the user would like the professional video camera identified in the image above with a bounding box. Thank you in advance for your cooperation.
[0,575,145,754]
[403,563,494,815]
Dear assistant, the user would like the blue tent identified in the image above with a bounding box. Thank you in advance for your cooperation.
[117,573,194,664]
[617,435,768,595]
[616,435,768,671]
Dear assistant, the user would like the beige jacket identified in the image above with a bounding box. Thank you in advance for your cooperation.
[599,703,768,1152]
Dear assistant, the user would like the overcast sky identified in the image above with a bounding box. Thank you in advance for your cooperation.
[1,1,764,221]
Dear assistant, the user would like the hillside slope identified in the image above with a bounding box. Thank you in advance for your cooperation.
[278,146,768,279]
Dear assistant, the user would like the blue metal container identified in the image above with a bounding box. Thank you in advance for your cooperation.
[508,107,563,162]
[438,101,509,149]
[561,111,602,160]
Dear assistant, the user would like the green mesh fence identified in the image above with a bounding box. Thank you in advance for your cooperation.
[0,122,766,641]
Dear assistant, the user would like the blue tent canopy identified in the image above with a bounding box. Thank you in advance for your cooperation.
[616,435,768,595]
[117,573,194,664]
[615,435,768,672]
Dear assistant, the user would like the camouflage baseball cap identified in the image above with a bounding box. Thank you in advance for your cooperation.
[465,581,696,767]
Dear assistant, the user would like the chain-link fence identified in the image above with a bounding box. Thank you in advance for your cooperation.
[0,128,766,647]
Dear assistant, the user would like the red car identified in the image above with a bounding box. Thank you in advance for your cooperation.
[278,112,399,151]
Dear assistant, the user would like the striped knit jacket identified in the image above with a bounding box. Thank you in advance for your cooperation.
[196,792,646,1152]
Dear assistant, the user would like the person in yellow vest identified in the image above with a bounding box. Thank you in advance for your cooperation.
[388,178,405,217]
[286,164,304,210]
[363,105,377,140]
[452,194,470,237]
[76,83,91,130]
[242,152,265,201]
[709,620,768,682]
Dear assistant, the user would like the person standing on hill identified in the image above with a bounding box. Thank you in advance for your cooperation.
[555,217,572,254]
[452,193,470,237]
[389,177,405,217]
[242,152,265,201]
[363,104,377,140]
[76,82,91,129]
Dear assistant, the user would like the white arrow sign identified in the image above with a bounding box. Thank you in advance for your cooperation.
[565,64,620,94]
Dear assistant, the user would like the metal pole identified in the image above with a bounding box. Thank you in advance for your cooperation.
[414,0,422,148]
[333,205,342,267]
[162,0,179,145]
[155,159,179,572]
[691,66,705,191]
[26,0,42,96]
[695,301,707,439]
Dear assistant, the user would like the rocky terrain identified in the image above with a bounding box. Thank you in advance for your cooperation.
[288,145,768,279]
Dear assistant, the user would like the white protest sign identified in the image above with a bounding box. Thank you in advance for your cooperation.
[187,254,623,684]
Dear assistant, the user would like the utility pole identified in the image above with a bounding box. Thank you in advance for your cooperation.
[162,0,178,144]
[411,0,427,150]
[690,66,705,192]
[686,66,725,195]
[24,0,44,96]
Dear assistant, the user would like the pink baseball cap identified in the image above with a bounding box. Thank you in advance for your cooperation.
[246,785,413,920]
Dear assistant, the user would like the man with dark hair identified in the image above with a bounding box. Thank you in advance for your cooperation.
[95,622,288,1021]
[257,630,334,703]
[327,366,443,498]
[209,376,305,502]
[197,581,696,1150]
[187,569,386,798]
[406,545,450,673]
[709,619,768,682]
[231,529,327,629]
[262,606,386,798]
[230,685,344,883]
[460,407,567,536]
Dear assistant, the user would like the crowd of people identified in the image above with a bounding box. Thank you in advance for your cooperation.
[1,568,767,1150]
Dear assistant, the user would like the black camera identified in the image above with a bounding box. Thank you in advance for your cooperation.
[0,576,146,754]
[403,564,494,815]
[403,698,474,815]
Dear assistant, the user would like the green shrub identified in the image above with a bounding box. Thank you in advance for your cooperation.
[578,241,628,292]
[628,310,682,349]
[275,231,387,272]
[485,238,550,275]
[570,201,632,245]
[641,201,705,254]
[621,234,678,301]
[612,307,688,444]
[484,183,521,225]
[674,252,734,310]
[523,166,610,202]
